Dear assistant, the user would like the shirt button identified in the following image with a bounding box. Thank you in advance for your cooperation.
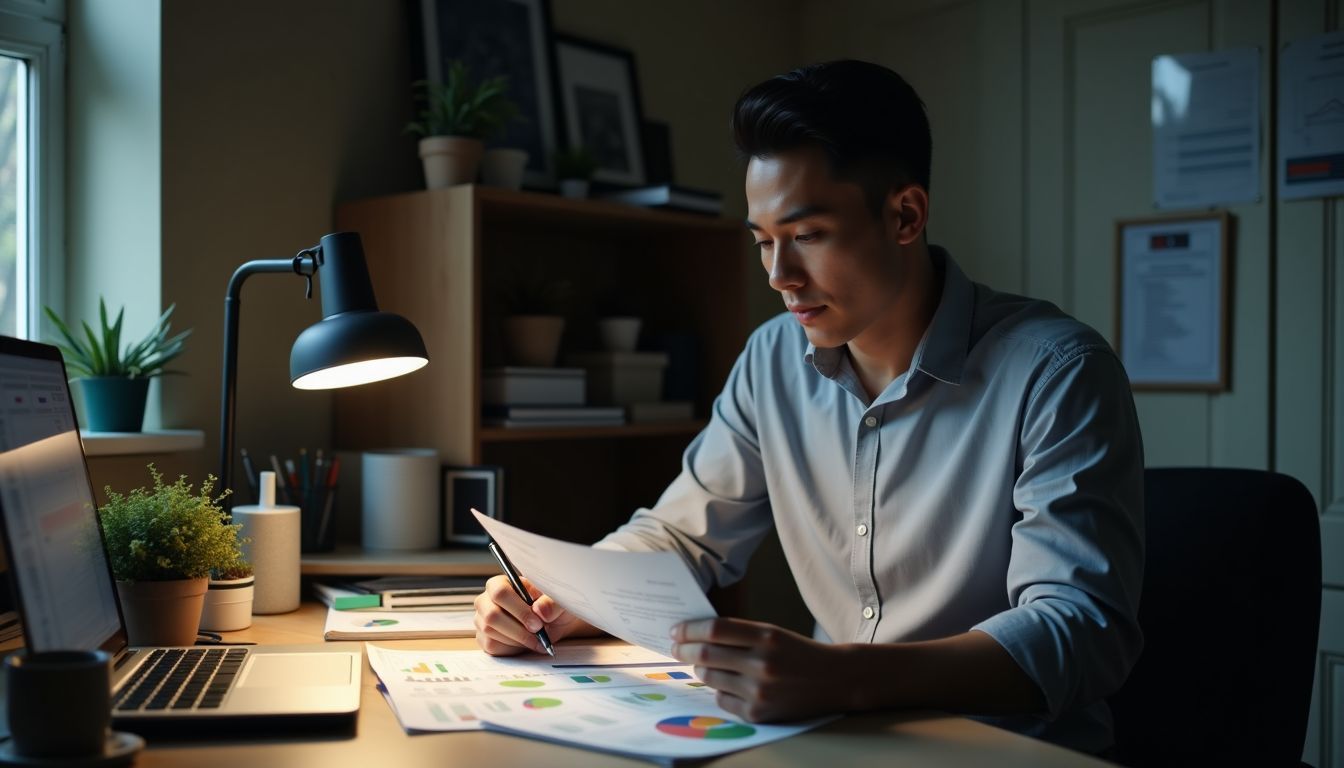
[856,524,868,536]
[864,416,878,427]
[862,606,875,620]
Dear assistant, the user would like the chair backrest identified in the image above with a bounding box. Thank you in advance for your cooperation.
[1109,467,1321,766]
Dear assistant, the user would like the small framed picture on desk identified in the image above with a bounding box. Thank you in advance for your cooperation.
[442,465,505,546]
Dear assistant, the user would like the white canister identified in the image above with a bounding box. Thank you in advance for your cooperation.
[362,449,440,551]
[232,471,301,614]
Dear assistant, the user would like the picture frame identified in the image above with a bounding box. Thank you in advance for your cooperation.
[442,465,505,546]
[416,0,564,188]
[1114,211,1233,391]
[553,35,647,186]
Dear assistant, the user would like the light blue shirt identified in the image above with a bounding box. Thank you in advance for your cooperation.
[596,247,1145,754]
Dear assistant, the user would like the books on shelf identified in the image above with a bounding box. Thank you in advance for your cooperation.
[483,405,626,429]
[483,366,585,406]
[314,576,487,611]
[627,400,695,423]
[598,183,723,215]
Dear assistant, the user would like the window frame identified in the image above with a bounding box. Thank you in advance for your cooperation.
[0,5,63,339]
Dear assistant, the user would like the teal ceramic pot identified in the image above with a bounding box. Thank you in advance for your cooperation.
[76,377,150,432]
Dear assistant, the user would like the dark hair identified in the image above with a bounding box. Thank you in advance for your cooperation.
[731,60,932,214]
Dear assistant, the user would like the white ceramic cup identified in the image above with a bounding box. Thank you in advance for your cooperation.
[362,449,440,551]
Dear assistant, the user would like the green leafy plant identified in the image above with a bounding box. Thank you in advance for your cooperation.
[553,146,598,180]
[44,298,190,379]
[99,465,247,582]
[405,61,520,140]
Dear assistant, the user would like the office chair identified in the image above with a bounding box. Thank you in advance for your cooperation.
[1108,467,1321,767]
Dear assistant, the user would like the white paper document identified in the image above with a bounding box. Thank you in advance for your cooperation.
[1278,29,1344,200]
[366,643,831,762]
[472,510,716,657]
[322,606,476,640]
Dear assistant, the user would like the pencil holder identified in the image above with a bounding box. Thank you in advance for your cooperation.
[300,484,338,553]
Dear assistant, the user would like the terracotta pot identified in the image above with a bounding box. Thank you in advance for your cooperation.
[505,315,565,367]
[419,136,483,188]
[115,578,208,646]
[199,575,254,632]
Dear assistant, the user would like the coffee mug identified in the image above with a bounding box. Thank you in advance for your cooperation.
[6,649,111,758]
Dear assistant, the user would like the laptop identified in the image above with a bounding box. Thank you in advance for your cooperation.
[0,335,360,733]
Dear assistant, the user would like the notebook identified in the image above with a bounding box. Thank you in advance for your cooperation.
[0,336,361,733]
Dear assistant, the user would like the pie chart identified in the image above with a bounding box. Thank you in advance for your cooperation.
[523,697,562,709]
[655,715,756,740]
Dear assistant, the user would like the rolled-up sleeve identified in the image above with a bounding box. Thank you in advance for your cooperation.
[594,332,775,590]
[972,345,1145,720]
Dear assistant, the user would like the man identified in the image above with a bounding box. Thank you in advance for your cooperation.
[473,60,1144,756]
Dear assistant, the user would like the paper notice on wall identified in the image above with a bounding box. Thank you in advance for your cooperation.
[1278,30,1344,200]
[1152,48,1261,209]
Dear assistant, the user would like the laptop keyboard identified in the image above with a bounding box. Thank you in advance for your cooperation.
[114,648,249,712]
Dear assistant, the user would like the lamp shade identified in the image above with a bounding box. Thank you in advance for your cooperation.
[288,232,428,390]
[290,310,428,390]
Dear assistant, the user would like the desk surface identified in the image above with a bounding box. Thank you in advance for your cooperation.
[133,604,1110,767]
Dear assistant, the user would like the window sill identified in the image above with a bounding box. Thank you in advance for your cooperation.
[80,429,205,457]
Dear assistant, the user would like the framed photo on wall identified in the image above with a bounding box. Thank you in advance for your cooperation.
[442,465,505,546]
[417,0,563,187]
[553,35,647,186]
[1114,211,1233,391]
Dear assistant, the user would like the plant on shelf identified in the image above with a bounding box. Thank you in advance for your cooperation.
[553,146,598,199]
[407,60,521,189]
[44,298,190,433]
[202,559,255,633]
[99,464,245,645]
[499,269,574,368]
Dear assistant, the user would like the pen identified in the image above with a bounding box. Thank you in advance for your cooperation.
[240,448,258,503]
[269,454,290,505]
[487,539,554,657]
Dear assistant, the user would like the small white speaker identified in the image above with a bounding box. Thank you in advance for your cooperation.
[233,471,300,614]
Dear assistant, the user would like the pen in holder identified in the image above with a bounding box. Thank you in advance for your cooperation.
[242,448,339,553]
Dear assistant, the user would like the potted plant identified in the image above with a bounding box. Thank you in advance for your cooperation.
[99,465,245,646]
[554,147,597,199]
[406,61,519,189]
[44,299,190,432]
[200,561,254,633]
[500,271,573,367]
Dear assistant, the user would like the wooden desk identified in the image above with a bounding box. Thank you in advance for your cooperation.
[132,604,1111,767]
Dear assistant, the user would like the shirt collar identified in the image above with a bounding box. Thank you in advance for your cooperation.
[803,246,974,387]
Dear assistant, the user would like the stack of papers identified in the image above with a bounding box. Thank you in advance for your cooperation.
[323,608,475,640]
[367,644,831,762]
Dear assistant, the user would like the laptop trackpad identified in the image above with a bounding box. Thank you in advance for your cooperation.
[237,653,354,688]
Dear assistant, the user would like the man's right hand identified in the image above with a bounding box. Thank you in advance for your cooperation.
[473,574,602,655]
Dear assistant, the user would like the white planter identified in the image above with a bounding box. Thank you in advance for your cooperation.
[598,317,642,353]
[559,179,590,199]
[505,315,565,367]
[199,575,254,632]
[481,148,529,190]
[419,136,484,189]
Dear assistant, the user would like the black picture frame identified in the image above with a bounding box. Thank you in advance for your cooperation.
[442,465,505,546]
[416,0,564,188]
[553,35,647,187]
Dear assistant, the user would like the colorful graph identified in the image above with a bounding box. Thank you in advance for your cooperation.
[645,671,692,680]
[636,693,666,701]
[401,661,455,674]
[500,680,545,689]
[656,716,756,740]
[570,675,612,683]
[523,697,563,709]
[362,618,398,628]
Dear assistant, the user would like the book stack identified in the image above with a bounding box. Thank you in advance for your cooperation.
[482,366,627,428]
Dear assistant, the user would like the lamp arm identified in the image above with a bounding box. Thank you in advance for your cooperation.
[219,250,320,514]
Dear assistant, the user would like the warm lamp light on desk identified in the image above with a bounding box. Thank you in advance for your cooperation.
[218,231,428,512]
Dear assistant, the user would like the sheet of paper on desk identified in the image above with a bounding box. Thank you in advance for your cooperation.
[471,510,716,657]
[366,643,832,761]
[323,606,475,640]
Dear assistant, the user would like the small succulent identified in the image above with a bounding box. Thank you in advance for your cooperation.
[44,299,190,379]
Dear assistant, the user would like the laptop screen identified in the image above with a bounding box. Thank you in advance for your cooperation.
[0,339,123,652]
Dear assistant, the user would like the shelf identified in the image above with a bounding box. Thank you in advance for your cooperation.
[480,420,707,443]
[300,545,499,577]
[81,429,205,457]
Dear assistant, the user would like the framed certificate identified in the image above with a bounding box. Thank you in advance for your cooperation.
[1114,212,1232,391]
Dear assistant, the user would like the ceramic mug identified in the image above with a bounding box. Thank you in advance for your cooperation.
[6,649,111,758]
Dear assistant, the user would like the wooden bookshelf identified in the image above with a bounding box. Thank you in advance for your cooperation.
[333,186,749,539]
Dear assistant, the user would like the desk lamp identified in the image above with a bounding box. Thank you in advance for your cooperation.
[219,231,428,511]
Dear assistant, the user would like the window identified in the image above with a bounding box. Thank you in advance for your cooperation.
[0,4,63,340]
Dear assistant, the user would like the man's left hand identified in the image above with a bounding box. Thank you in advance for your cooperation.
[670,617,853,722]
